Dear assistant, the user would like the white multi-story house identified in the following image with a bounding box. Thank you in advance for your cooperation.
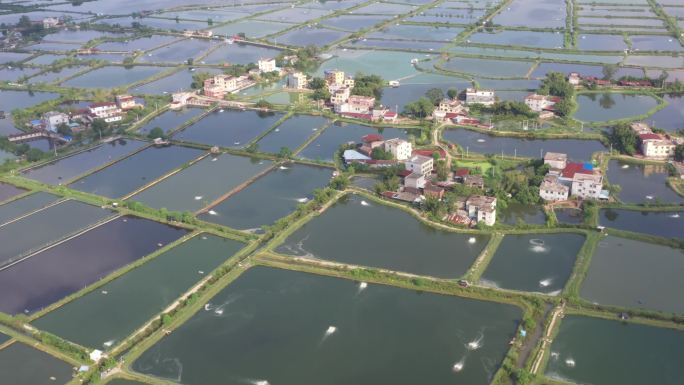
[88,102,122,123]
[525,94,560,112]
[465,88,495,106]
[539,175,569,201]
[571,172,603,199]
[383,138,413,161]
[288,72,308,89]
[335,95,375,114]
[466,195,497,226]
[42,17,60,29]
[568,72,581,86]
[639,133,676,159]
[257,58,277,73]
[115,95,138,110]
[43,111,69,132]
[404,154,433,174]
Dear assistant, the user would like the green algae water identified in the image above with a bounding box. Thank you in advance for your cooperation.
[34,234,244,349]
[133,267,521,385]
[546,315,684,385]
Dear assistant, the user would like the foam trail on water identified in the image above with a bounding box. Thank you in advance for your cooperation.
[565,358,576,368]
[208,210,218,216]
[670,214,680,218]
[296,197,309,203]
[357,282,368,293]
[279,166,289,170]
[529,239,548,253]
[360,200,370,206]
[321,325,337,343]
[539,278,553,288]
[452,357,466,373]
[468,237,477,244]
[194,195,203,200]
[103,340,115,348]
[466,331,484,350]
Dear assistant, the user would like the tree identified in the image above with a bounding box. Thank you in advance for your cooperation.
[425,88,445,105]
[255,99,273,109]
[330,175,349,190]
[190,71,213,89]
[186,58,194,66]
[56,123,72,136]
[123,56,135,66]
[554,98,574,117]
[278,147,293,159]
[91,118,107,135]
[436,159,449,181]
[148,126,165,139]
[599,93,615,110]
[309,77,326,90]
[609,123,638,155]
[25,148,45,162]
[371,147,393,160]
[351,73,384,99]
[539,71,574,98]
[403,97,434,119]
[311,88,330,101]
[447,88,458,100]
[674,144,684,162]
[602,63,618,80]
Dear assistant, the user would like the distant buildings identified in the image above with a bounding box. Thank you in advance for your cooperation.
[257,58,277,73]
[336,95,375,114]
[115,94,140,110]
[465,88,496,106]
[525,94,560,112]
[288,72,308,90]
[88,102,123,123]
[42,17,60,29]
[203,74,253,99]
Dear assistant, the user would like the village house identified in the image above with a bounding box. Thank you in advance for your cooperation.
[466,195,497,226]
[203,74,252,99]
[568,72,581,86]
[465,88,496,106]
[257,58,277,73]
[571,172,604,199]
[384,138,413,161]
[88,102,122,123]
[42,111,69,132]
[639,133,676,159]
[404,154,433,175]
[115,95,140,110]
[630,122,677,159]
[335,95,375,114]
[463,174,484,189]
[539,175,569,201]
[288,72,308,89]
[42,17,60,29]
[404,172,426,189]
[525,94,560,112]
[543,152,568,170]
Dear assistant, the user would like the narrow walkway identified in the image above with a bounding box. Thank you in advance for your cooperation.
[530,303,566,375]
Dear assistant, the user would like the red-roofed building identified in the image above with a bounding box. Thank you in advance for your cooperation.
[362,134,384,145]
[454,168,470,181]
[560,162,594,180]
[525,94,561,112]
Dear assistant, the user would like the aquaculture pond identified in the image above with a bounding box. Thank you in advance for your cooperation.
[606,160,684,204]
[546,315,684,385]
[381,73,471,111]
[0,216,187,315]
[173,109,283,148]
[34,234,244,349]
[368,24,462,42]
[442,129,605,161]
[199,164,332,230]
[132,267,521,385]
[499,203,546,225]
[469,30,564,49]
[0,90,59,136]
[581,235,684,314]
[480,233,585,294]
[574,93,659,122]
[320,15,389,31]
[273,27,347,47]
[131,67,221,95]
[210,20,292,39]
[0,200,114,269]
[649,94,684,132]
[138,38,217,63]
[600,208,684,240]
[22,139,148,185]
[201,43,282,65]
[95,34,178,52]
[0,191,58,225]
[28,66,88,84]
[441,57,533,78]
[255,114,329,154]
[277,195,488,278]
[62,66,166,88]
[554,208,584,225]
[0,342,73,385]
[130,154,272,212]
[106,380,148,385]
[69,145,203,199]
[315,49,426,80]
[137,108,205,134]
[299,123,410,162]
[492,0,565,28]
[577,34,628,51]
[0,183,25,203]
